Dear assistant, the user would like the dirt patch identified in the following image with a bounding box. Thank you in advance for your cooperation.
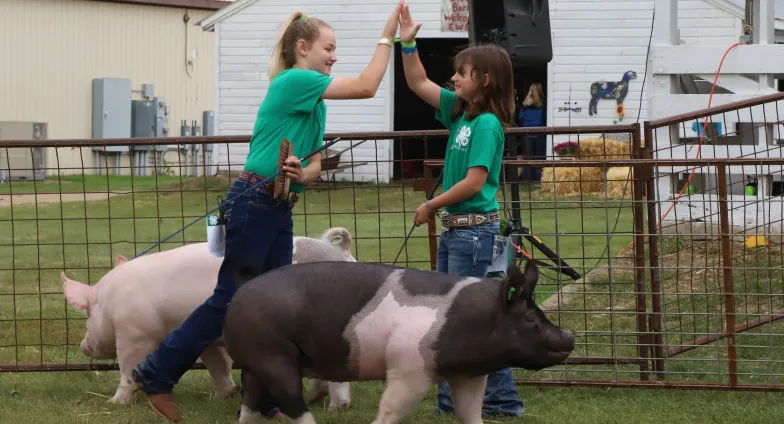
[0,192,128,207]
[539,261,636,311]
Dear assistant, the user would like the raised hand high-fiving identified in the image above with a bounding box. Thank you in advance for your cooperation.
[382,1,403,39]
[398,2,422,44]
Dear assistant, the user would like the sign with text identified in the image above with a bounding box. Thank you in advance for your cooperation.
[441,0,469,32]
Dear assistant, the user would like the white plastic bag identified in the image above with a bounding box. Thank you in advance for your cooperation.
[206,214,225,259]
[487,234,511,274]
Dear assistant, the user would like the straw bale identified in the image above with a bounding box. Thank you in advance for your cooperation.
[540,166,604,195]
[576,138,631,160]
[605,166,633,199]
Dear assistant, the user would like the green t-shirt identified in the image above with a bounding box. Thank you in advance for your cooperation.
[435,88,504,215]
[244,67,333,193]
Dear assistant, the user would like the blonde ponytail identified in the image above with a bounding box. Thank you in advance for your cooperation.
[522,82,544,109]
[268,11,331,80]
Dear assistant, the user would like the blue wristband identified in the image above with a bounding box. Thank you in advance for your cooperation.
[401,45,418,55]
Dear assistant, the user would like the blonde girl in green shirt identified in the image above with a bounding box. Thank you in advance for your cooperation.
[132,5,404,422]
[399,2,525,419]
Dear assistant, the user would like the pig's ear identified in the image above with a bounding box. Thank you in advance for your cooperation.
[505,261,538,304]
[325,227,352,252]
[62,273,95,313]
[519,260,539,300]
[115,255,127,267]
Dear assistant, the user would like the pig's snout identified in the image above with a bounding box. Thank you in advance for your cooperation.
[80,338,92,357]
[546,328,576,358]
[556,329,576,353]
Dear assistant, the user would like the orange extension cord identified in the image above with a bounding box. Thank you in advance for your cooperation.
[615,42,744,258]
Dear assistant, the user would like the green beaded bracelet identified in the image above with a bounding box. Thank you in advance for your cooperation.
[394,38,417,48]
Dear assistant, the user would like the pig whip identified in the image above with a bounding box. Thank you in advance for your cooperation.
[130,137,345,260]
[392,170,444,265]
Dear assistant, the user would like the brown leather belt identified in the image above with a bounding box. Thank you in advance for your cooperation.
[441,211,501,229]
[238,171,299,205]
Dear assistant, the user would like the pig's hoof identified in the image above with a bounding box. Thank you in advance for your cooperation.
[328,399,350,413]
[215,383,238,399]
[108,392,136,405]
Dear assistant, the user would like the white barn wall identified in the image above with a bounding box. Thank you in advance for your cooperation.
[548,0,742,145]
[212,0,468,182]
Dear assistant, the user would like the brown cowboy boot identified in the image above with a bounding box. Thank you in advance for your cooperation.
[147,393,183,422]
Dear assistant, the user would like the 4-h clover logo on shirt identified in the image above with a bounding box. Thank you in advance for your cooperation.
[454,126,471,149]
[208,215,220,226]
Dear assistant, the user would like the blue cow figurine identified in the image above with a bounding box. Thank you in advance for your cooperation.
[588,70,637,121]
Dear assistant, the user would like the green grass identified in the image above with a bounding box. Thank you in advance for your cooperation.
[0,370,782,423]
[2,174,783,422]
[0,174,204,195]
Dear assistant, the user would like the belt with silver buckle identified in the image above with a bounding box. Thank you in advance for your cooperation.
[440,211,501,229]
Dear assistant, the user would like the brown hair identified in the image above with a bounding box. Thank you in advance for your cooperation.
[451,45,515,128]
[523,82,544,108]
[269,12,332,80]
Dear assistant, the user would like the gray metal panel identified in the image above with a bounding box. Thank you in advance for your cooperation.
[179,120,191,151]
[92,78,132,152]
[152,96,169,151]
[142,84,154,98]
[131,100,156,151]
[0,121,47,181]
[203,110,215,151]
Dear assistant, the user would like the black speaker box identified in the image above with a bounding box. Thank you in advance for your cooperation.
[467,0,553,67]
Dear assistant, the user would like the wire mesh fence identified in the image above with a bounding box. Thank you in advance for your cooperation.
[515,92,784,391]
[1,93,784,392]
[0,131,445,371]
[636,91,784,390]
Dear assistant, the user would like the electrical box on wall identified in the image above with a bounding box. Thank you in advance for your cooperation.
[142,84,154,99]
[91,78,132,152]
[153,96,169,138]
[131,100,155,151]
[203,110,215,151]
[0,122,48,181]
[130,97,169,151]
[153,96,170,151]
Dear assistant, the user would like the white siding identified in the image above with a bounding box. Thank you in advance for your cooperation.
[548,0,742,138]
[212,0,468,182]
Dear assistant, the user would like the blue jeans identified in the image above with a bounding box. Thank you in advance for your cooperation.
[434,219,525,418]
[523,135,546,182]
[132,176,294,418]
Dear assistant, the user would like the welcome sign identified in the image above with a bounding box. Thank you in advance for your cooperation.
[442,0,469,32]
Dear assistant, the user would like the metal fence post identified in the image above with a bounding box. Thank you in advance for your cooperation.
[716,164,738,386]
[644,122,665,379]
[631,123,651,381]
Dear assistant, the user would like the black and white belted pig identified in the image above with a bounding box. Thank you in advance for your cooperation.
[224,260,575,424]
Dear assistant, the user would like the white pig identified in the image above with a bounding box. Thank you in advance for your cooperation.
[62,244,235,405]
[294,227,356,263]
[62,227,357,410]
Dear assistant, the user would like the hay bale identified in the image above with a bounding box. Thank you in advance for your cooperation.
[540,166,604,195]
[605,167,633,199]
[575,138,631,160]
